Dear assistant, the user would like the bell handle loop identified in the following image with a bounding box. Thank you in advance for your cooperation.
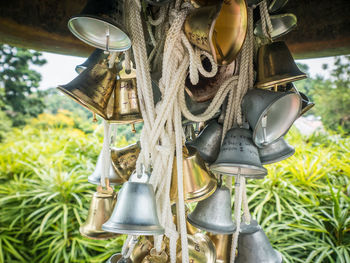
[129,166,150,183]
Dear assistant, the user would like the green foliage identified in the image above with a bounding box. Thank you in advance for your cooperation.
[0,44,46,126]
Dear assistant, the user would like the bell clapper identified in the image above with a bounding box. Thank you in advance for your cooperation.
[92,112,97,122]
[104,24,110,54]
[261,115,268,144]
[274,84,278,92]
[131,123,136,133]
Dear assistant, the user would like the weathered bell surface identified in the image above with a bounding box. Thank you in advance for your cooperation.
[188,184,236,234]
[141,249,168,263]
[176,233,216,263]
[184,0,247,65]
[242,88,301,148]
[130,236,154,263]
[170,149,217,203]
[210,128,267,178]
[110,142,140,182]
[80,189,118,239]
[255,41,307,89]
[57,61,116,119]
[185,58,236,102]
[68,0,131,51]
[207,233,232,263]
[75,49,106,74]
[299,92,315,116]
[89,149,125,185]
[107,68,143,124]
[106,253,132,263]
[268,0,289,13]
[254,13,297,40]
[186,119,223,164]
[102,171,164,235]
[236,222,283,263]
[259,137,295,164]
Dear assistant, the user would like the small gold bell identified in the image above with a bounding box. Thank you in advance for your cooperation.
[141,248,168,263]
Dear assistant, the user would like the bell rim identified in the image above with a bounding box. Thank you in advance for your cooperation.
[57,86,107,119]
[260,147,295,165]
[255,73,307,89]
[300,102,315,116]
[185,177,218,203]
[252,92,301,148]
[210,163,267,177]
[68,15,131,52]
[102,223,165,235]
[187,215,236,234]
[87,175,125,186]
[79,226,119,240]
[107,116,143,124]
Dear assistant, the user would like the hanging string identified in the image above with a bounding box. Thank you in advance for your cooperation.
[100,120,111,188]
[259,0,273,41]
[242,179,251,224]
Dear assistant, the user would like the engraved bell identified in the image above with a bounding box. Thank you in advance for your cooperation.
[75,49,107,74]
[236,221,283,263]
[254,14,297,40]
[107,68,143,124]
[207,233,232,263]
[68,0,131,51]
[110,142,140,182]
[242,88,301,148]
[102,171,164,235]
[259,137,295,165]
[255,41,307,89]
[188,184,236,234]
[170,148,217,203]
[186,119,223,164]
[79,187,118,240]
[57,61,116,119]
[210,128,267,178]
[184,0,247,65]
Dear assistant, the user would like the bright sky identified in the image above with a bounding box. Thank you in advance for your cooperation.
[33,52,335,90]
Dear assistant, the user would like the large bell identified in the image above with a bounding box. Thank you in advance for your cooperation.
[107,68,143,124]
[259,137,295,165]
[184,0,247,65]
[170,149,217,203]
[88,149,125,185]
[242,88,301,148]
[255,41,307,89]
[236,221,283,263]
[110,142,140,182]
[68,0,131,51]
[299,92,315,116]
[75,49,107,74]
[186,119,223,164]
[207,233,232,263]
[102,171,164,235]
[254,14,297,40]
[57,61,116,119]
[188,184,236,234]
[79,188,118,240]
[176,233,217,263]
[210,128,267,178]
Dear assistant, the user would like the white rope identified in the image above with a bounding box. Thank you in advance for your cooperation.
[100,120,111,188]
[242,179,251,223]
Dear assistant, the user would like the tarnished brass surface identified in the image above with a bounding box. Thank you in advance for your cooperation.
[184,0,247,65]
[130,237,154,263]
[110,142,141,183]
[57,61,116,119]
[207,233,232,263]
[142,249,168,263]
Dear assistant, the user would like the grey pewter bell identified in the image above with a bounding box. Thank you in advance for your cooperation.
[258,137,295,165]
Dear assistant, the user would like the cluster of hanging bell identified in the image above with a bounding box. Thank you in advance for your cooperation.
[55,0,315,262]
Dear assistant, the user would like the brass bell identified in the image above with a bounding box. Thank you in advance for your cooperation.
[110,142,141,182]
[236,221,283,263]
[102,171,164,235]
[184,0,247,65]
[254,14,297,40]
[68,0,131,51]
[130,236,154,263]
[88,149,125,185]
[207,233,232,263]
[255,41,307,89]
[107,68,143,124]
[141,248,168,263]
[75,49,106,74]
[176,233,217,263]
[186,119,223,164]
[170,148,217,203]
[79,186,118,240]
[107,253,132,263]
[210,128,267,178]
[299,92,315,116]
[259,137,295,165]
[57,60,116,119]
[242,88,301,148]
[188,184,236,234]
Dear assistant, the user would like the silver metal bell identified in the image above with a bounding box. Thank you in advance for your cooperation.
[187,184,236,234]
[259,137,295,165]
[88,150,125,185]
[102,171,164,235]
[236,222,283,263]
[242,88,301,148]
[186,119,223,164]
[210,128,267,178]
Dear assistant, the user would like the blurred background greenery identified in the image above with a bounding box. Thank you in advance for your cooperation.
[0,44,349,262]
